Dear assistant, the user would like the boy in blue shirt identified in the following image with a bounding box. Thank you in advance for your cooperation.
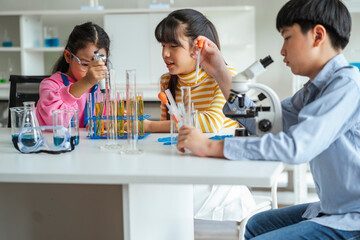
[177,0,360,239]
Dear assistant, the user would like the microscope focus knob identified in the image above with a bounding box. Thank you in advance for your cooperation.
[258,119,272,132]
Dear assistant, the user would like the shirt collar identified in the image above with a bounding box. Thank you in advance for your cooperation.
[311,53,348,90]
[177,67,208,86]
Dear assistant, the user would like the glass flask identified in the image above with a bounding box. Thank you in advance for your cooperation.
[22,101,41,147]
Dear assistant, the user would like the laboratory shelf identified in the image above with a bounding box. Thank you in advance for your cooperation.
[24,47,64,52]
[0,6,255,97]
[0,47,21,52]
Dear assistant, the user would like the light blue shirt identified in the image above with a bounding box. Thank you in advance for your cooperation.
[223,54,360,231]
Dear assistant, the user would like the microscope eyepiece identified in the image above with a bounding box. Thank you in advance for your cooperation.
[260,55,274,68]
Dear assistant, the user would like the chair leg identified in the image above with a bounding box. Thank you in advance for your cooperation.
[238,217,248,240]
[237,205,272,240]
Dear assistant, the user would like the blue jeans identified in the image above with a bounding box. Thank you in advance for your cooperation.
[245,203,360,240]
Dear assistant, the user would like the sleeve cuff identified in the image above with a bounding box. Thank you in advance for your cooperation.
[224,137,241,160]
[59,85,81,105]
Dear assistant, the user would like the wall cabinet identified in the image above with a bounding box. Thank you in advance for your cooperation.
[0,7,255,100]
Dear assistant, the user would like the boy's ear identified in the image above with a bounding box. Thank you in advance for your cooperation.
[313,24,326,47]
[64,49,71,63]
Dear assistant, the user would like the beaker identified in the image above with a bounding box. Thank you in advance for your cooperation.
[52,108,80,146]
[2,29,13,47]
[9,106,25,148]
[169,107,197,146]
[124,69,142,154]
[44,26,59,47]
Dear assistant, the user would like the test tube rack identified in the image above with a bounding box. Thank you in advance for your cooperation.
[86,92,151,140]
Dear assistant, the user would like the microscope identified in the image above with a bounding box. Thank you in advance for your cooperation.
[224,56,282,137]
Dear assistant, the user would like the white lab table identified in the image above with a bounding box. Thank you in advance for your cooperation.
[0,128,284,240]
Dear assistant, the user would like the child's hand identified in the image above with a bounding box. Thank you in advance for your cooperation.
[143,119,152,132]
[192,36,228,80]
[177,125,225,158]
[83,60,107,86]
[176,125,211,156]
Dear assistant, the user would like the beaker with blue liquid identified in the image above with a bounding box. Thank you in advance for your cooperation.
[10,101,41,150]
[52,109,80,146]
[44,26,60,47]
[2,29,13,47]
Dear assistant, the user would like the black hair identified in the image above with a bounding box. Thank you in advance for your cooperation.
[155,9,220,119]
[276,0,351,50]
[52,22,110,74]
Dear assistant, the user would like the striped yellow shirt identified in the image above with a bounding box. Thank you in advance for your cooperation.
[160,66,239,133]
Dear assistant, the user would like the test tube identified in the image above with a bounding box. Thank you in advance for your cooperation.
[87,93,94,137]
[95,92,105,137]
[181,86,192,126]
[191,102,198,129]
[170,113,178,146]
[137,92,144,137]
[125,69,142,154]
[104,89,119,148]
[117,92,125,137]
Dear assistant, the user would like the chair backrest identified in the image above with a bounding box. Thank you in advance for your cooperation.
[7,75,49,127]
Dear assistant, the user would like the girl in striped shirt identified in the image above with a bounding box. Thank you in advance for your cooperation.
[144,8,257,223]
[143,8,239,133]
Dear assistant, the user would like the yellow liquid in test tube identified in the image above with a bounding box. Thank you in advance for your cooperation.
[117,99,125,136]
[137,94,144,137]
[95,102,105,136]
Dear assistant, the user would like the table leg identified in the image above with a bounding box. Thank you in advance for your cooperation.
[122,184,194,240]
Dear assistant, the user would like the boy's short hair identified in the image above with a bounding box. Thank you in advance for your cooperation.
[276,0,351,50]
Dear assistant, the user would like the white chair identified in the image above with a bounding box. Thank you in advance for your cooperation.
[237,177,279,240]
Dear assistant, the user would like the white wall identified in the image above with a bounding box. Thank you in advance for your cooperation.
[0,0,138,10]
[344,13,360,63]
[0,0,292,100]
[2,0,359,100]
[139,0,293,100]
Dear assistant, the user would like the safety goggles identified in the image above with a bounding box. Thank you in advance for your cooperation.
[13,126,76,154]
[67,48,91,72]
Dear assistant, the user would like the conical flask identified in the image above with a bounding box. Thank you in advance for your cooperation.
[21,101,41,147]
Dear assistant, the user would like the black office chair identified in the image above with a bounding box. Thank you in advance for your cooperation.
[7,75,49,127]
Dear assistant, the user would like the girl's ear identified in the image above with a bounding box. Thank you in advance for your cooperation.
[64,49,71,63]
[313,24,326,47]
